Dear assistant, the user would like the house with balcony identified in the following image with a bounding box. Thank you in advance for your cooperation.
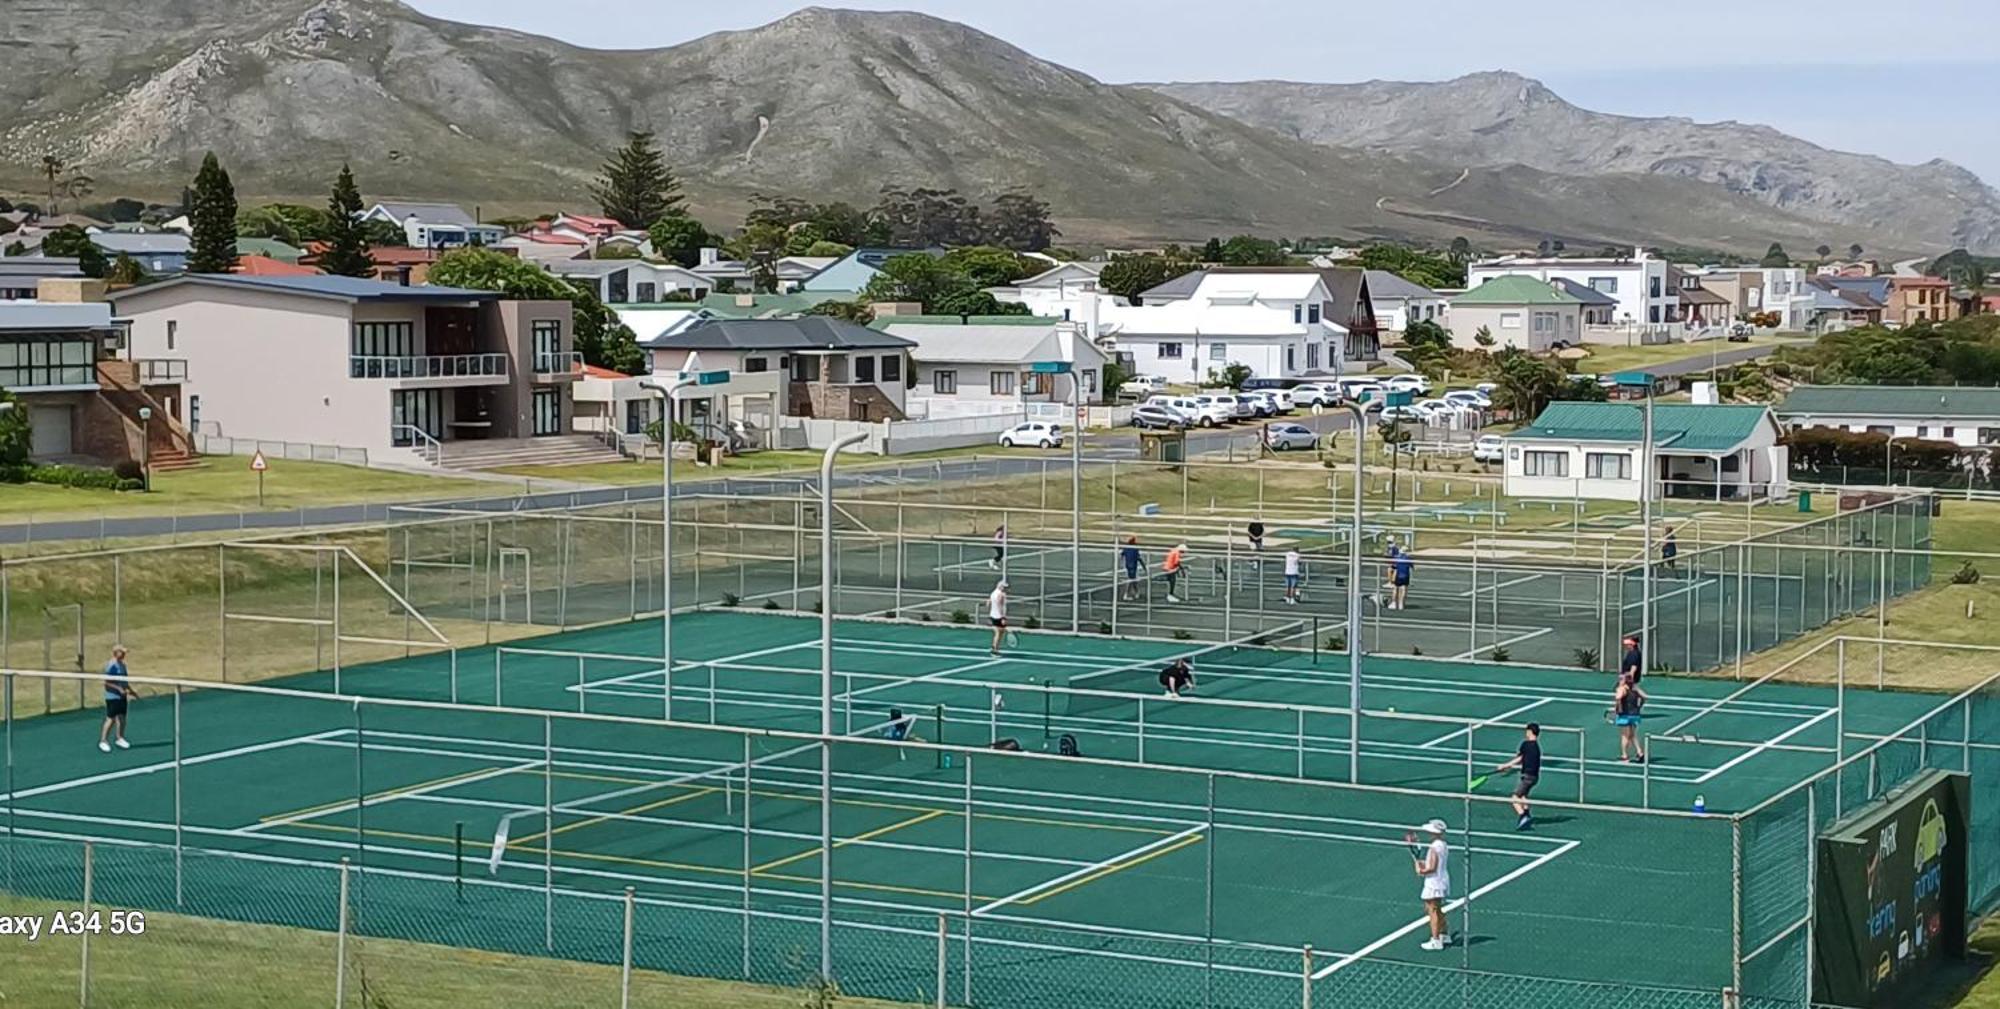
[1468,248,1677,339]
[1132,266,1378,365]
[875,315,1108,420]
[357,201,507,250]
[0,279,194,468]
[985,261,1109,316]
[0,258,83,300]
[645,318,914,433]
[1364,270,1448,334]
[109,274,581,467]
[1886,276,1957,326]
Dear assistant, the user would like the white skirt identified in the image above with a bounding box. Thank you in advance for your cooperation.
[1421,880,1450,901]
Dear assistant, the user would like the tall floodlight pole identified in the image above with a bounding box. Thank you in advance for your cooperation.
[818,428,868,984]
[641,373,706,720]
[1616,372,1658,674]
[1070,368,1083,632]
[1335,401,1368,783]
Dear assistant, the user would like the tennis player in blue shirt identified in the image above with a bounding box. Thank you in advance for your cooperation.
[97,645,137,753]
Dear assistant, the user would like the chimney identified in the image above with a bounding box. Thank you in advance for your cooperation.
[1076,293,1101,342]
[699,247,721,267]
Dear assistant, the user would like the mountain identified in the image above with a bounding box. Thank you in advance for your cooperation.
[1143,72,2000,254]
[0,2,1969,254]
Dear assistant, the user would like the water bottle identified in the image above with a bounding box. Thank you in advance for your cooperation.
[1693,794,1707,815]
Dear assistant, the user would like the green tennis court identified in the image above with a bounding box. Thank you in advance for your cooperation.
[3,608,1963,1009]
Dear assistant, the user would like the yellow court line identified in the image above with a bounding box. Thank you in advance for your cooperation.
[257,765,520,824]
[1017,834,1206,907]
[749,809,948,875]
[514,787,720,847]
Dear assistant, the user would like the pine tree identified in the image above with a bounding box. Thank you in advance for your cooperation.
[186,151,239,274]
[318,164,375,277]
[591,131,684,228]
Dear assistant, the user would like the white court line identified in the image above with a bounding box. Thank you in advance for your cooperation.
[969,824,1208,916]
[580,637,815,691]
[1449,626,1555,661]
[935,546,1062,574]
[1691,708,1838,784]
[243,760,543,832]
[1414,698,1551,749]
[3,728,347,802]
[1311,838,1581,978]
[1615,577,1719,610]
[1454,573,1549,597]
[844,656,1011,701]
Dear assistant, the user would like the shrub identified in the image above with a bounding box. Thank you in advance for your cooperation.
[762,599,780,610]
[1023,615,1041,630]
[921,612,934,622]
[1410,645,1423,655]
[950,609,972,624]
[25,463,143,492]
[1952,562,1981,585]
[1489,646,1511,662]
[1324,633,1347,653]
[719,591,741,607]
[1097,621,1112,634]
[1171,629,1194,640]
[810,601,823,614]
[112,459,144,481]
[1573,647,1599,669]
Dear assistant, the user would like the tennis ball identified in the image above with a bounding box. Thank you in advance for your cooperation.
[1387,706,1396,713]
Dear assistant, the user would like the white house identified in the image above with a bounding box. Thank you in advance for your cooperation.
[1468,248,1677,336]
[1100,272,1348,381]
[546,259,712,304]
[645,317,915,426]
[774,256,839,292]
[1774,385,2000,448]
[876,316,1110,419]
[358,201,507,250]
[985,261,1108,316]
[1503,402,1787,502]
[1364,270,1448,333]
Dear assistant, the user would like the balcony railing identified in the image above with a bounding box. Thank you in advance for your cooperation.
[534,351,584,376]
[350,354,508,380]
[136,358,189,383]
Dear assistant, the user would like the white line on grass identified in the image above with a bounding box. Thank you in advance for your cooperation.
[969,824,1207,916]
[1310,838,1581,978]
[1691,708,1838,783]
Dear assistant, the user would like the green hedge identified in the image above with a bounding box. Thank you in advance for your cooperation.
[0,463,145,491]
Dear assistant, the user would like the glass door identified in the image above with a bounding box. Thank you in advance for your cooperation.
[532,388,561,436]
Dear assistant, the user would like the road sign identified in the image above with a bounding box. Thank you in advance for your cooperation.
[696,369,731,386]
[250,451,268,472]
[1385,390,1414,407]
[1031,361,1073,374]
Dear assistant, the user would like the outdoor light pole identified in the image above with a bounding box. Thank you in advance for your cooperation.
[1333,401,1368,784]
[818,428,868,984]
[1885,436,1900,486]
[641,374,701,720]
[137,406,153,492]
[1629,375,1656,672]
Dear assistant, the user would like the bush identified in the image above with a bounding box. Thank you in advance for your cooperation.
[719,591,741,608]
[24,463,143,492]
[1952,562,1981,585]
[950,609,972,624]
[1410,645,1423,655]
[1489,646,1511,662]
[1096,621,1112,634]
[1023,615,1041,630]
[762,599,780,610]
[1324,633,1347,653]
[112,459,144,481]
[1573,647,1599,670]
[1171,629,1194,640]
[921,612,934,622]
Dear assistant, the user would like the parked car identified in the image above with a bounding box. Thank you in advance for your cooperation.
[998,421,1064,448]
[1263,422,1320,452]
[1131,404,1188,430]
[1241,377,1308,393]
[1383,373,1431,394]
[1235,391,1278,417]
[1443,389,1490,409]
[1473,434,1505,463]
[1196,393,1252,420]
[1728,323,1753,342]
[1119,375,1168,398]
[1289,382,1341,407]
[1474,382,1498,397]
[1147,394,1232,427]
[1380,404,1429,424]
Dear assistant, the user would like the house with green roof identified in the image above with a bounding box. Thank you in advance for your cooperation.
[1448,276,1582,352]
[696,290,859,320]
[1774,385,2000,448]
[1503,401,1786,502]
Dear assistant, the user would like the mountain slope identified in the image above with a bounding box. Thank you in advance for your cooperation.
[0,2,1935,253]
[1144,73,2000,254]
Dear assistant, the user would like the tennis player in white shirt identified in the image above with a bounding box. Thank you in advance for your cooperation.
[1414,817,1452,950]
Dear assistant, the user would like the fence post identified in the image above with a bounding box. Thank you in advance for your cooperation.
[935,915,947,1009]
[1729,817,1743,996]
[1301,945,1313,1009]
[621,886,635,1009]
[335,857,351,1009]
[79,840,93,1009]
[543,716,554,953]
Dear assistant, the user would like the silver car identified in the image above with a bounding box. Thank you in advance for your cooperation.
[1263,422,1320,451]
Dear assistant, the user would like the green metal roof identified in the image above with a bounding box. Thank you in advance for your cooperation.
[1450,275,1580,306]
[1775,384,2000,420]
[695,290,858,319]
[866,314,1063,330]
[1507,402,1773,452]
[234,237,305,263]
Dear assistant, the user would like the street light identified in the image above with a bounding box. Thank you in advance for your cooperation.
[1615,372,1656,672]
[137,405,153,492]
[640,368,729,720]
[817,428,869,985]
[1323,400,1369,784]
[1030,360,1081,631]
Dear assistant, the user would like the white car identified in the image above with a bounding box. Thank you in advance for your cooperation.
[1379,405,1429,424]
[998,421,1064,448]
[1119,375,1168,398]
[1236,391,1279,417]
[1473,434,1505,463]
[1196,393,1252,420]
[1419,398,1479,423]
[1474,382,1498,397]
[1383,373,1431,395]
[1147,394,1232,427]
[1443,389,1490,409]
[1289,382,1341,407]
[1263,422,1320,451]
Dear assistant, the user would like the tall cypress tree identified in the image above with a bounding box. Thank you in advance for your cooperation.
[590,131,684,228]
[318,163,375,277]
[186,151,239,273]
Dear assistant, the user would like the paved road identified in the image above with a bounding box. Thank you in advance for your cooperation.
[1640,341,1806,378]
[0,411,1362,546]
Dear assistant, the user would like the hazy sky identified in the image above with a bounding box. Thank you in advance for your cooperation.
[407,0,2000,184]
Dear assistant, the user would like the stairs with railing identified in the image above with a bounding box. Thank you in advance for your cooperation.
[94,360,201,471]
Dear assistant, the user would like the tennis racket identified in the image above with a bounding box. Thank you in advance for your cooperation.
[1403,831,1422,859]
[1466,773,1490,792]
[1005,630,1021,648]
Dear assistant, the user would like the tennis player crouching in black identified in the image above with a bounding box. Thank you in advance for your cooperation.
[1158,657,1196,698]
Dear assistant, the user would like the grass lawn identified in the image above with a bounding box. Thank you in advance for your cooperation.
[493,442,1076,485]
[0,893,915,1009]
[1568,335,1805,375]
[1947,919,2000,1009]
[0,458,496,521]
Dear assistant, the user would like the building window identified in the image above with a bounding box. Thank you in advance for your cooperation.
[1286,345,1296,372]
[635,282,656,302]
[934,370,957,394]
[1865,425,1893,435]
[1292,305,1303,324]
[1585,452,1631,480]
[1943,426,1956,439]
[1022,372,1048,396]
[791,355,820,382]
[990,372,1016,396]
[1500,313,1522,329]
[881,354,901,382]
[166,320,177,351]
[1308,304,1322,324]
[1532,312,1557,334]
[1648,307,1661,323]
[1589,277,1617,294]
[0,338,95,388]
[1083,369,1097,395]
[1209,342,1228,361]
[1306,343,1320,369]
[855,355,876,383]
[532,320,563,372]
[1159,343,1184,359]
[1649,277,1662,298]
[745,357,768,373]
[351,321,415,358]
[1523,450,1569,477]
